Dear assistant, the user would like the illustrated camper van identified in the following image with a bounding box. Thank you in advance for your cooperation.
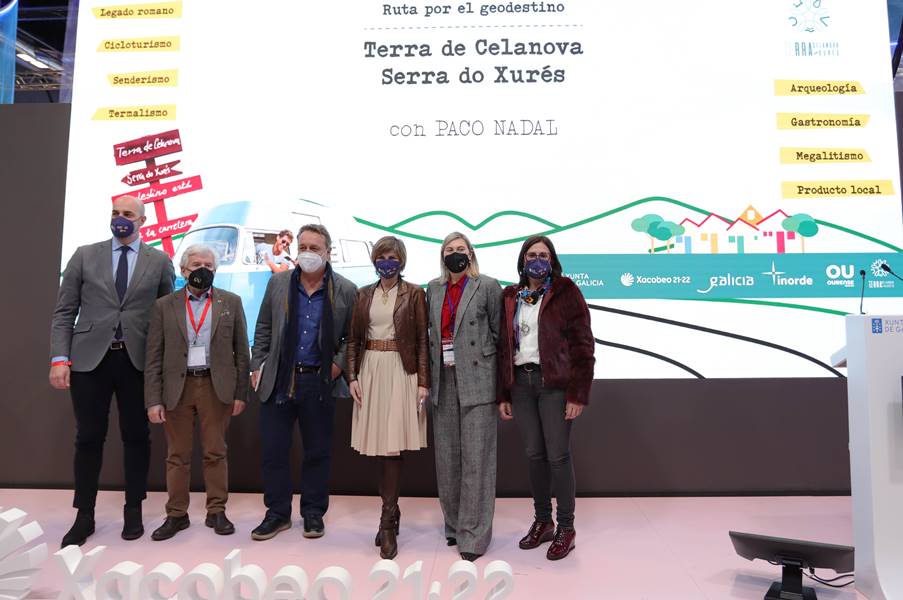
[172,200,374,343]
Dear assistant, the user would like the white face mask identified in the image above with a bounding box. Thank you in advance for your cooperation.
[297,251,325,273]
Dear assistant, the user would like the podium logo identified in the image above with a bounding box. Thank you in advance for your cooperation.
[871,318,883,334]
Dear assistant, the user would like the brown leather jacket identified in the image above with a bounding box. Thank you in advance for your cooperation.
[346,280,430,388]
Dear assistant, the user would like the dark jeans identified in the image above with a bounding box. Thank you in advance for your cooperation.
[510,365,576,528]
[69,348,150,510]
[260,372,336,521]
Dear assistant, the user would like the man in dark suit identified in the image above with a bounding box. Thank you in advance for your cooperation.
[49,195,175,547]
[249,224,357,541]
[144,244,250,540]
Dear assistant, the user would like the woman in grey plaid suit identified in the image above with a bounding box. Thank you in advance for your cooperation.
[426,232,503,561]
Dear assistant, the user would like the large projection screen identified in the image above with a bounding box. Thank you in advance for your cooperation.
[61,0,902,378]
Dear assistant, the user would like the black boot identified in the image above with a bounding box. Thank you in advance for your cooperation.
[61,510,95,548]
[122,504,144,540]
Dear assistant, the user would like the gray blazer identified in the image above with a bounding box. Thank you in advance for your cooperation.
[50,239,175,372]
[250,267,357,402]
[427,274,503,407]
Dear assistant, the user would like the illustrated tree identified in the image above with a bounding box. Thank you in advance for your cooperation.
[631,214,685,254]
[781,213,819,253]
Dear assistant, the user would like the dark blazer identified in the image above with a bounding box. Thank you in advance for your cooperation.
[497,276,595,405]
[251,266,358,402]
[346,280,430,388]
[426,274,502,406]
[50,239,175,371]
[144,286,250,410]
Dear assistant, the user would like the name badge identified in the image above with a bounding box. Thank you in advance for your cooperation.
[442,339,455,367]
[188,345,206,367]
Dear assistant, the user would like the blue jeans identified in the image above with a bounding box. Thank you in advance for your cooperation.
[260,373,336,520]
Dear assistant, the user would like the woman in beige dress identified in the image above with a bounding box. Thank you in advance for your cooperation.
[346,236,430,559]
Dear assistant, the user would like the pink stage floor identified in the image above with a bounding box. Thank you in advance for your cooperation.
[0,489,862,599]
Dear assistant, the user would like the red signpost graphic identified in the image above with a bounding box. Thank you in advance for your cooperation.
[111,128,202,257]
[140,214,198,242]
[113,175,203,204]
[122,160,182,187]
[113,130,183,166]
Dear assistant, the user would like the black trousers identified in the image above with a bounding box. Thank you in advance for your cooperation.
[510,365,577,528]
[69,348,150,510]
[260,372,336,521]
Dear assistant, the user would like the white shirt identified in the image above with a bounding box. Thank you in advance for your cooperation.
[513,296,542,366]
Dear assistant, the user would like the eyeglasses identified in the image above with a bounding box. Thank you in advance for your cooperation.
[525,252,551,260]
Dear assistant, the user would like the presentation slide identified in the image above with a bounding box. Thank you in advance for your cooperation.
[61,0,903,378]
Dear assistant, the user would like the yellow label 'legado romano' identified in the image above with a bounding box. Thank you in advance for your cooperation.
[93,2,182,19]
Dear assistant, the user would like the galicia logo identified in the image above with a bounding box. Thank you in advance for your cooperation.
[697,274,755,294]
[871,259,889,278]
[872,318,883,334]
[761,261,813,287]
[620,273,635,287]
[789,0,830,33]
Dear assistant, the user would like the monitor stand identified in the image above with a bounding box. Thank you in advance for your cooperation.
[765,560,817,600]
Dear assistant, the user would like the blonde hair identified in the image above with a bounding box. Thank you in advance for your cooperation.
[371,236,407,271]
[439,231,480,283]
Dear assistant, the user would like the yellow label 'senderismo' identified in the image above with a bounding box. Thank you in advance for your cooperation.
[779,148,872,164]
[93,2,182,19]
[782,180,894,198]
[98,37,180,52]
[777,113,869,129]
[93,105,177,121]
[774,80,864,96]
[108,70,179,87]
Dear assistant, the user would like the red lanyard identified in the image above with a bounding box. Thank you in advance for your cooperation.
[186,291,212,338]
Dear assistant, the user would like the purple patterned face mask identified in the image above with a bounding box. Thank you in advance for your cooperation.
[110,216,136,238]
[524,258,551,280]
[375,258,401,279]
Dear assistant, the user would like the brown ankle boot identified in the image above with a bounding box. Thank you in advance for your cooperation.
[379,505,398,559]
[374,505,400,546]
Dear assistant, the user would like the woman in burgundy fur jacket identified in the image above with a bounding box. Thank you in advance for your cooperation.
[497,235,595,561]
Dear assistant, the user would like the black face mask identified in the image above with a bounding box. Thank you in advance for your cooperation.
[444,252,470,274]
[188,267,215,291]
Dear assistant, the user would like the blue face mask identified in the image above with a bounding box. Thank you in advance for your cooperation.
[375,258,401,279]
[524,258,552,280]
[110,216,136,238]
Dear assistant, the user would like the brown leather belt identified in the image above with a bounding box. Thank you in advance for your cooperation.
[366,339,399,351]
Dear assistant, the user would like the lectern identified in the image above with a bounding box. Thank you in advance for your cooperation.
[831,315,903,599]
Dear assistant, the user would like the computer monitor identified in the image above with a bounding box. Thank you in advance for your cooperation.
[729,531,854,600]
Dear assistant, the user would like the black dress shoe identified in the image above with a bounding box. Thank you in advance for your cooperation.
[251,516,291,541]
[460,552,482,562]
[122,505,144,541]
[205,512,235,535]
[303,515,324,538]
[61,511,95,548]
[151,515,190,541]
[446,537,457,546]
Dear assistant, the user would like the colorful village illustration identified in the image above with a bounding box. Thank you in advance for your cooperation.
[631,205,817,255]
